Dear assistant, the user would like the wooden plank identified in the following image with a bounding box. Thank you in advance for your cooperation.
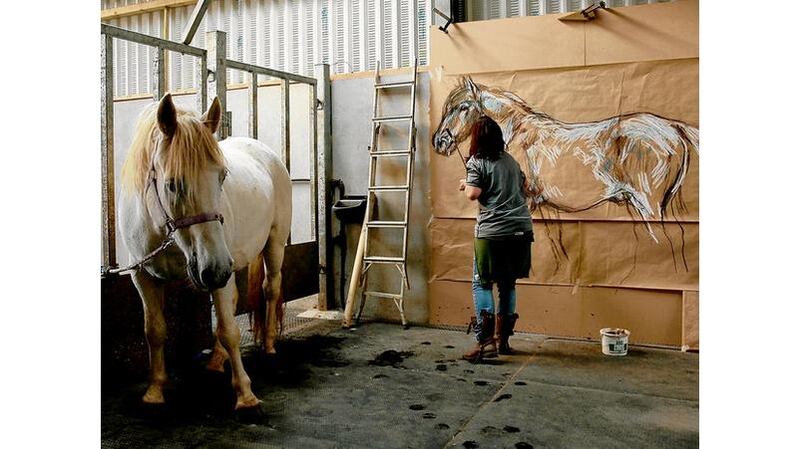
[101,0,197,20]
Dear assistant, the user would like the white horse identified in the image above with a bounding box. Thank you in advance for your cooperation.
[118,94,291,410]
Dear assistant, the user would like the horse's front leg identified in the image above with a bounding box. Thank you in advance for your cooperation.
[212,276,259,409]
[131,270,167,404]
[206,276,239,373]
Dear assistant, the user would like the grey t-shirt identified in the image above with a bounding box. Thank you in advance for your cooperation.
[465,152,533,239]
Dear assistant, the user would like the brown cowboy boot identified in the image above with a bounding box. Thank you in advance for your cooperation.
[497,313,519,355]
[463,310,498,362]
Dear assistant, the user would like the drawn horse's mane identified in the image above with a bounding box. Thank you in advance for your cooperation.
[445,78,550,121]
[120,103,225,206]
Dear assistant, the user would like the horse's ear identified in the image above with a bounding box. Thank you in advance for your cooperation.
[465,77,480,97]
[157,94,178,138]
[202,97,222,134]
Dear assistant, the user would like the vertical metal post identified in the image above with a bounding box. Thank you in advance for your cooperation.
[152,46,167,101]
[280,78,291,168]
[280,78,291,244]
[101,34,116,270]
[249,72,258,139]
[314,64,333,310]
[309,83,318,250]
[206,31,228,139]
[195,54,208,113]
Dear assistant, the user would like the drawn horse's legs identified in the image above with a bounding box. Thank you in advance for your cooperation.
[131,270,167,405]
[262,235,285,355]
[212,277,259,409]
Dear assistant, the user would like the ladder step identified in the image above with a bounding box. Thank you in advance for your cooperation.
[364,256,406,263]
[373,114,413,122]
[368,185,408,192]
[375,81,414,89]
[370,149,412,157]
[364,291,403,300]
[366,220,407,228]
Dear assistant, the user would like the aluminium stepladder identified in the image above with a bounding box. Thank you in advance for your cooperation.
[352,59,419,328]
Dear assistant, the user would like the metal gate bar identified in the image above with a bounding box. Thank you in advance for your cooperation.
[100,24,332,307]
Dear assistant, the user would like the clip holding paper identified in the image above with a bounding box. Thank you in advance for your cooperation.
[432,7,454,34]
[559,1,607,22]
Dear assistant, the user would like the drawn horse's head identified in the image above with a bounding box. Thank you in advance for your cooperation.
[122,94,233,291]
[432,77,485,156]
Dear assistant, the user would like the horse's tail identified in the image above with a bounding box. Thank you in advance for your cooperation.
[246,252,267,346]
[659,122,698,218]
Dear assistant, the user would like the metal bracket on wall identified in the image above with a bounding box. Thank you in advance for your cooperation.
[432,7,454,34]
[559,1,607,21]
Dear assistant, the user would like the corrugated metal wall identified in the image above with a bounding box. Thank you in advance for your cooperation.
[102,0,676,97]
[103,0,430,97]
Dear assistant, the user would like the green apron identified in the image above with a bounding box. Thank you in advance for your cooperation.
[474,231,533,287]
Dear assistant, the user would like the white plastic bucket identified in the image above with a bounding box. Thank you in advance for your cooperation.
[600,328,630,356]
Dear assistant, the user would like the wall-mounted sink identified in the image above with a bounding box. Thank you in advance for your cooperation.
[332,195,367,224]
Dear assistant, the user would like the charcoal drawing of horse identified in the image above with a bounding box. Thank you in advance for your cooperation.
[432,77,698,273]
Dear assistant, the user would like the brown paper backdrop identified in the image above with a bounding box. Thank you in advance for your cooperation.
[426,1,699,347]
[430,60,699,221]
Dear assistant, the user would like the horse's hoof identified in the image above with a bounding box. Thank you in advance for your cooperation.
[235,401,266,423]
[235,396,261,410]
[142,389,165,405]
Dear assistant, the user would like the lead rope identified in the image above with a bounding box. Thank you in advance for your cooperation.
[103,167,178,276]
[102,173,176,276]
[103,234,175,276]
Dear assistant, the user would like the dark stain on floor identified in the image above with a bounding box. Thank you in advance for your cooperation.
[493,393,513,402]
[368,349,415,367]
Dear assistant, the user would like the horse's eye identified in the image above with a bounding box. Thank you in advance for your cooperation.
[219,169,228,184]
[166,179,178,193]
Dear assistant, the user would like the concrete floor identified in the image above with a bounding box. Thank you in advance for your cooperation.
[101,321,699,449]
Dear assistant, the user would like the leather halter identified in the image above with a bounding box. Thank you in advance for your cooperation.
[101,140,225,276]
[148,167,224,233]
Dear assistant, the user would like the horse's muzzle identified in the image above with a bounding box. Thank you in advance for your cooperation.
[433,129,455,155]
[187,256,232,292]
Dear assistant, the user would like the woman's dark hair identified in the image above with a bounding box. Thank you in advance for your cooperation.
[468,116,506,161]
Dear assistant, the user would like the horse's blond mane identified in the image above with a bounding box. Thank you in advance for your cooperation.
[121,102,225,205]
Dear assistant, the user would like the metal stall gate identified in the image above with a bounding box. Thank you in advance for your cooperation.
[100,23,332,308]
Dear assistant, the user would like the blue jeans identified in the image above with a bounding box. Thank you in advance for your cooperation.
[472,259,516,333]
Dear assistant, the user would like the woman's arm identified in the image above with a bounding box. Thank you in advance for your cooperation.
[459,179,482,201]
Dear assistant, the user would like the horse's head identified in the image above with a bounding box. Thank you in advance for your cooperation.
[149,94,232,290]
[432,77,484,156]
